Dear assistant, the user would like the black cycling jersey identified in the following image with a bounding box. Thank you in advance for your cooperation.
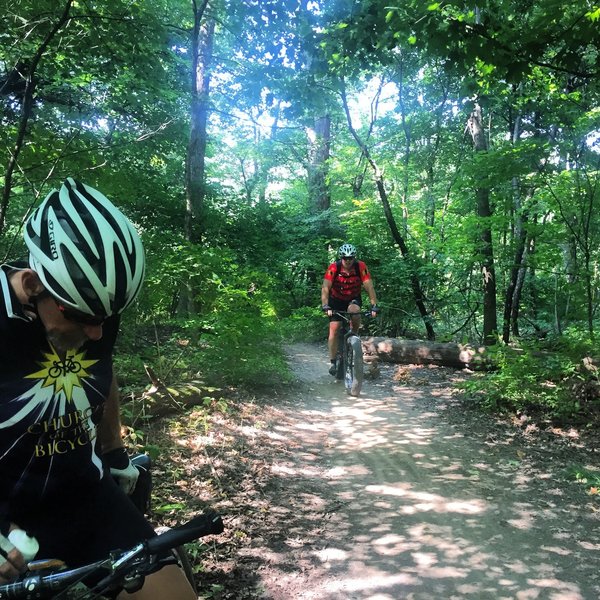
[0,264,119,519]
[11,473,156,597]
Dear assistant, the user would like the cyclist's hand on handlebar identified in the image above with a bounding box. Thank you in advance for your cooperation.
[104,447,140,495]
[0,529,27,584]
[322,304,333,317]
[370,304,381,318]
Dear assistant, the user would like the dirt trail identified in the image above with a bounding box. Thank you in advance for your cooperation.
[168,343,600,599]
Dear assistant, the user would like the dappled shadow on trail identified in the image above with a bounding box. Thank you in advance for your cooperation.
[222,343,600,600]
[149,343,600,599]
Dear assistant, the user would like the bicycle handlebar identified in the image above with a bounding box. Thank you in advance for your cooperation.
[0,510,224,599]
[0,561,105,599]
[146,509,223,554]
[331,309,374,319]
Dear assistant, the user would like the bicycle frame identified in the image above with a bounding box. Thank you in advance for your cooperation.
[332,310,366,397]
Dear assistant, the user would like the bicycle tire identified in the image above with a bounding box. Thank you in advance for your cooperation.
[334,325,345,380]
[345,335,363,396]
[335,352,344,379]
[343,337,353,391]
[154,526,198,595]
[173,545,198,595]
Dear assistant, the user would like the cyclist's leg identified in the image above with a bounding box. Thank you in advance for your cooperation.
[328,320,342,360]
[328,319,342,375]
[327,298,346,361]
[348,298,361,332]
[118,564,196,600]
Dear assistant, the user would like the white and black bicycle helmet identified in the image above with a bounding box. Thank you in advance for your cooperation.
[338,243,357,258]
[24,177,145,317]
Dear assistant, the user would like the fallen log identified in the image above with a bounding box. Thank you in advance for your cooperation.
[120,365,223,419]
[361,337,487,369]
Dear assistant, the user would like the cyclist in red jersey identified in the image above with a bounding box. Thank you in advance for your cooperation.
[321,243,379,375]
[0,179,196,599]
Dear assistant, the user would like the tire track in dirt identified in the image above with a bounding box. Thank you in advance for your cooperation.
[249,343,600,600]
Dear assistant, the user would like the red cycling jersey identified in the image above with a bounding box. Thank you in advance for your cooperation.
[324,260,371,302]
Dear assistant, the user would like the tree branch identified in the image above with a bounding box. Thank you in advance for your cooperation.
[0,0,74,235]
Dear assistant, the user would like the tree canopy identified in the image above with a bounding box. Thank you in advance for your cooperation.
[1,0,599,413]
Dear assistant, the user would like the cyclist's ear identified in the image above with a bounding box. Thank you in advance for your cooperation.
[21,270,44,295]
[9,269,44,308]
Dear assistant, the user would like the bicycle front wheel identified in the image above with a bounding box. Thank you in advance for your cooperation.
[154,526,198,594]
[344,335,363,396]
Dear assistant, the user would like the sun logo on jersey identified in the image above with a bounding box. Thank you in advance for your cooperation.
[25,346,98,401]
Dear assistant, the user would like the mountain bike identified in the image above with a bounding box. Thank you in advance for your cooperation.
[332,310,371,397]
[0,510,223,599]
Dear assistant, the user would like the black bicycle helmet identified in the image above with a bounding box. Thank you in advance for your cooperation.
[24,177,145,316]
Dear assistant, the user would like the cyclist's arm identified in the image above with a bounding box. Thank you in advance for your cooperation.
[98,371,139,495]
[98,370,124,454]
[321,278,332,307]
[362,279,377,307]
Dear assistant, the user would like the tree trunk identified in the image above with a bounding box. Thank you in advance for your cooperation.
[502,178,528,343]
[307,115,331,213]
[185,4,213,245]
[339,77,436,341]
[467,104,498,345]
[510,248,529,337]
[584,250,595,340]
[180,1,212,317]
[397,56,410,235]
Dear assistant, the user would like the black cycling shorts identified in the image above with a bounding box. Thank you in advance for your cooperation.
[328,297,361,322]
[12,473,156,593]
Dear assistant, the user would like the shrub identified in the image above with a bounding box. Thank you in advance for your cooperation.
[279,306,326,343]
[460,336,599,421]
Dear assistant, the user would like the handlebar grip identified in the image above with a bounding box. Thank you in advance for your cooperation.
[0,576,37,599]
[146,510,223,554]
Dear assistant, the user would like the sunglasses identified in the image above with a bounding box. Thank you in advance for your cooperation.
[341,256,355,260]
[53,298,107,327]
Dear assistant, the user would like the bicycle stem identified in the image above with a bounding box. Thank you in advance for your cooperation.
[112,543,144,571]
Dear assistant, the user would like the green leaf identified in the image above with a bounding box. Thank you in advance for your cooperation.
[586,8,600,22]
[154,503,186,514]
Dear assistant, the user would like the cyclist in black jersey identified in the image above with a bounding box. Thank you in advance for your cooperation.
[0,178,196,599]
